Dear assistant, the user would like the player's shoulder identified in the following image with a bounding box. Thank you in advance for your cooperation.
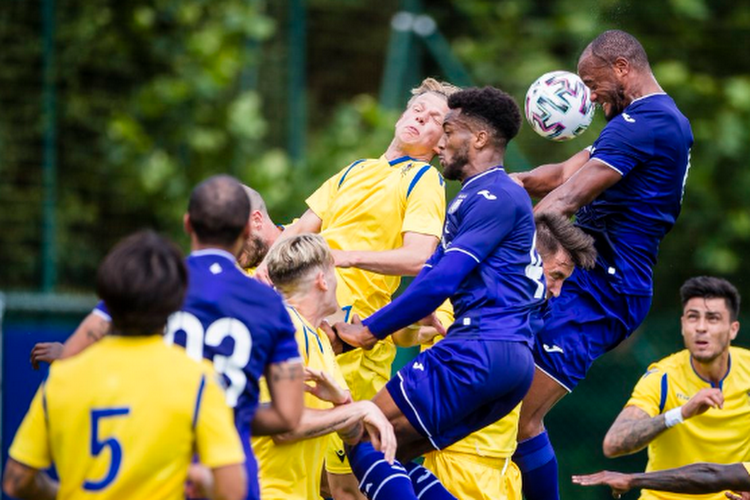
[394,157,444,191]
[729,346,750,367]
[650,349,690,374]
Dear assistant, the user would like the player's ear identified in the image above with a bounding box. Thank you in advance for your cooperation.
[316,270,328,292]
[250,210,263,231]
[474,129,489,149]
[183,214,192,236]
[613,56,630,77]
[730,320,740,341]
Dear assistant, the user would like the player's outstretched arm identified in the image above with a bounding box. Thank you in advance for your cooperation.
[332,232,439,276]
[603,388,724,458]
[254,209,323,283]
[252,360,305,435]
[2,458,57,500]
[574,463,750,496]
[533,158,622,217]
[512,148,591,199]
[59,311,110,360]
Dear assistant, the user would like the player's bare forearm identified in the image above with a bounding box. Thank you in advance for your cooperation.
[628,463,750,493]
[515,149,591,199]
[253,361,305,435]
[60,312,110,360]
[603,406,668,458]
[535,159,622,217]
[333,232,438,276]
[272,403,367,444]
[2,459,57,500]
[211,463,247,500]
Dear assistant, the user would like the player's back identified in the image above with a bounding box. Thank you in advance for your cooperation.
[166,250,299,426]
[28,335,238,500]
[577,93,693,295]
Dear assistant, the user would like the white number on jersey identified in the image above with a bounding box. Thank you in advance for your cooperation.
[165,312,253,408]
[524,232,546,300]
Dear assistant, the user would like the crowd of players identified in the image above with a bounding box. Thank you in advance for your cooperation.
[4,28,749,500]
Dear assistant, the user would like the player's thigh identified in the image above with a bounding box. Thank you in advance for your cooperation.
[517,367,569,439]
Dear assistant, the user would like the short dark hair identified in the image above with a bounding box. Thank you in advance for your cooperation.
[535,213,597,270]
[586,30,650,70]
[188,175,250,247]
[680,276,741,321]
[447,87,522,149]
[97,230,187,336]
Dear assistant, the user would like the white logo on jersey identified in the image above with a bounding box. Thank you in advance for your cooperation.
[542,344,564,354]
[417,470,432,483]
[622,113,636,123]
[448,197,464,214]
[413,362,425,371]
[477,189,497,200]
[365,484,373,494]
[209,263,223,274]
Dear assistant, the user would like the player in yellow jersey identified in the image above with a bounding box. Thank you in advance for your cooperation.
[402,213,597,500]
[592,276,750,500]
[255,78,459,500]
[3,231,246,500]
[252,234,396,500]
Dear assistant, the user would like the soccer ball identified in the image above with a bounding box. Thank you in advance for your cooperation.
[524,70,595,142]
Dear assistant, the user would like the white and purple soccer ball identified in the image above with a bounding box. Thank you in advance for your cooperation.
[524,70,595,142]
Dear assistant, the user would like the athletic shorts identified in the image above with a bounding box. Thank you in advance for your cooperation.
[325,432,353,475]
[533,265,651,392]
[386,331,534,451]
[424,451,521,500]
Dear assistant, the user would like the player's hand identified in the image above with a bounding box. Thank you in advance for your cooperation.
[572,471,632,498]
[419,312,447,336]
[726,491,750,500]
[359,401,397,465]
[334,315,378,350]
[30,342,63,370]
[320,320,344,355]
[331,249,353,269]
[508,172,525,188]
[185,463,213,499]
[304,367,351,405]
[683,388,724,419]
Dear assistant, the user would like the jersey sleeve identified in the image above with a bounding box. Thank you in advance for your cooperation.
[625,365,666,417]
[447,190,517,263]
[194,370,246,468]
[8,386,52,470]
[590,119,654,178]
[93,300,111,321]
[401,165,445,239]
[306,163,357,220]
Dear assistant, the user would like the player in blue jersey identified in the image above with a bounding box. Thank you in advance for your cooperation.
[511,30,694,500]
[37,176,305,500]
[335,86,544,500]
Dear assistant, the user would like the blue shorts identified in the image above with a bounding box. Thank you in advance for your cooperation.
[533,265,651,392]
[386,329,534,450]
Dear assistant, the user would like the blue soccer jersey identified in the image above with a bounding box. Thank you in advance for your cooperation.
[95,249,300,500]
[577,93,693,295]
[437,167,545,344]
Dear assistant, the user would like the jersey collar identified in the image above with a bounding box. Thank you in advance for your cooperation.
[629,92,667,106]
[690,353,732,390]
[189,248,238,264]
[387,155,419,166]
[462,166,504,188]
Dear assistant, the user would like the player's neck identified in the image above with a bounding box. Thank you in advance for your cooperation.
[460,151,505,182]
[287,296,327,330]
[384,139,434,163]
[691,351,730,385]
[627,73,664,102]
[191,239,241,259]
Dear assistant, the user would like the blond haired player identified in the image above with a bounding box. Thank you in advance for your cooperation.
[255,78,458,499]
[252,234,395,499]
[3,231,246,500]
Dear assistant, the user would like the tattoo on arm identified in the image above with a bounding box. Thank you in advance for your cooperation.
[269,362,303,383]
[604,406,668,456]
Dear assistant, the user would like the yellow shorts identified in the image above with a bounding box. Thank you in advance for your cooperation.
[325,432,353,475]
[424,450,521,500]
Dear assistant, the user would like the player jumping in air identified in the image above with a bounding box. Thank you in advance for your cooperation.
[511,29,694,500]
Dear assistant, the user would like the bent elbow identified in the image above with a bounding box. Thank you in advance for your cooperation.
[602,437,624,459]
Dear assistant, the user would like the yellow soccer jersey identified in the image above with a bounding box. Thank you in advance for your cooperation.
[422,302,520,460]
[253,306,348,500]
[9,335,244,500]
[307,155,445,400]
[626,347,750,500]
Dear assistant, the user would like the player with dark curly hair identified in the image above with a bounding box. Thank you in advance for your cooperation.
[335,86,544,500]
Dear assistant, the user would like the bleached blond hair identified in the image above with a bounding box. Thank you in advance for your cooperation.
[266,233,334,296]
